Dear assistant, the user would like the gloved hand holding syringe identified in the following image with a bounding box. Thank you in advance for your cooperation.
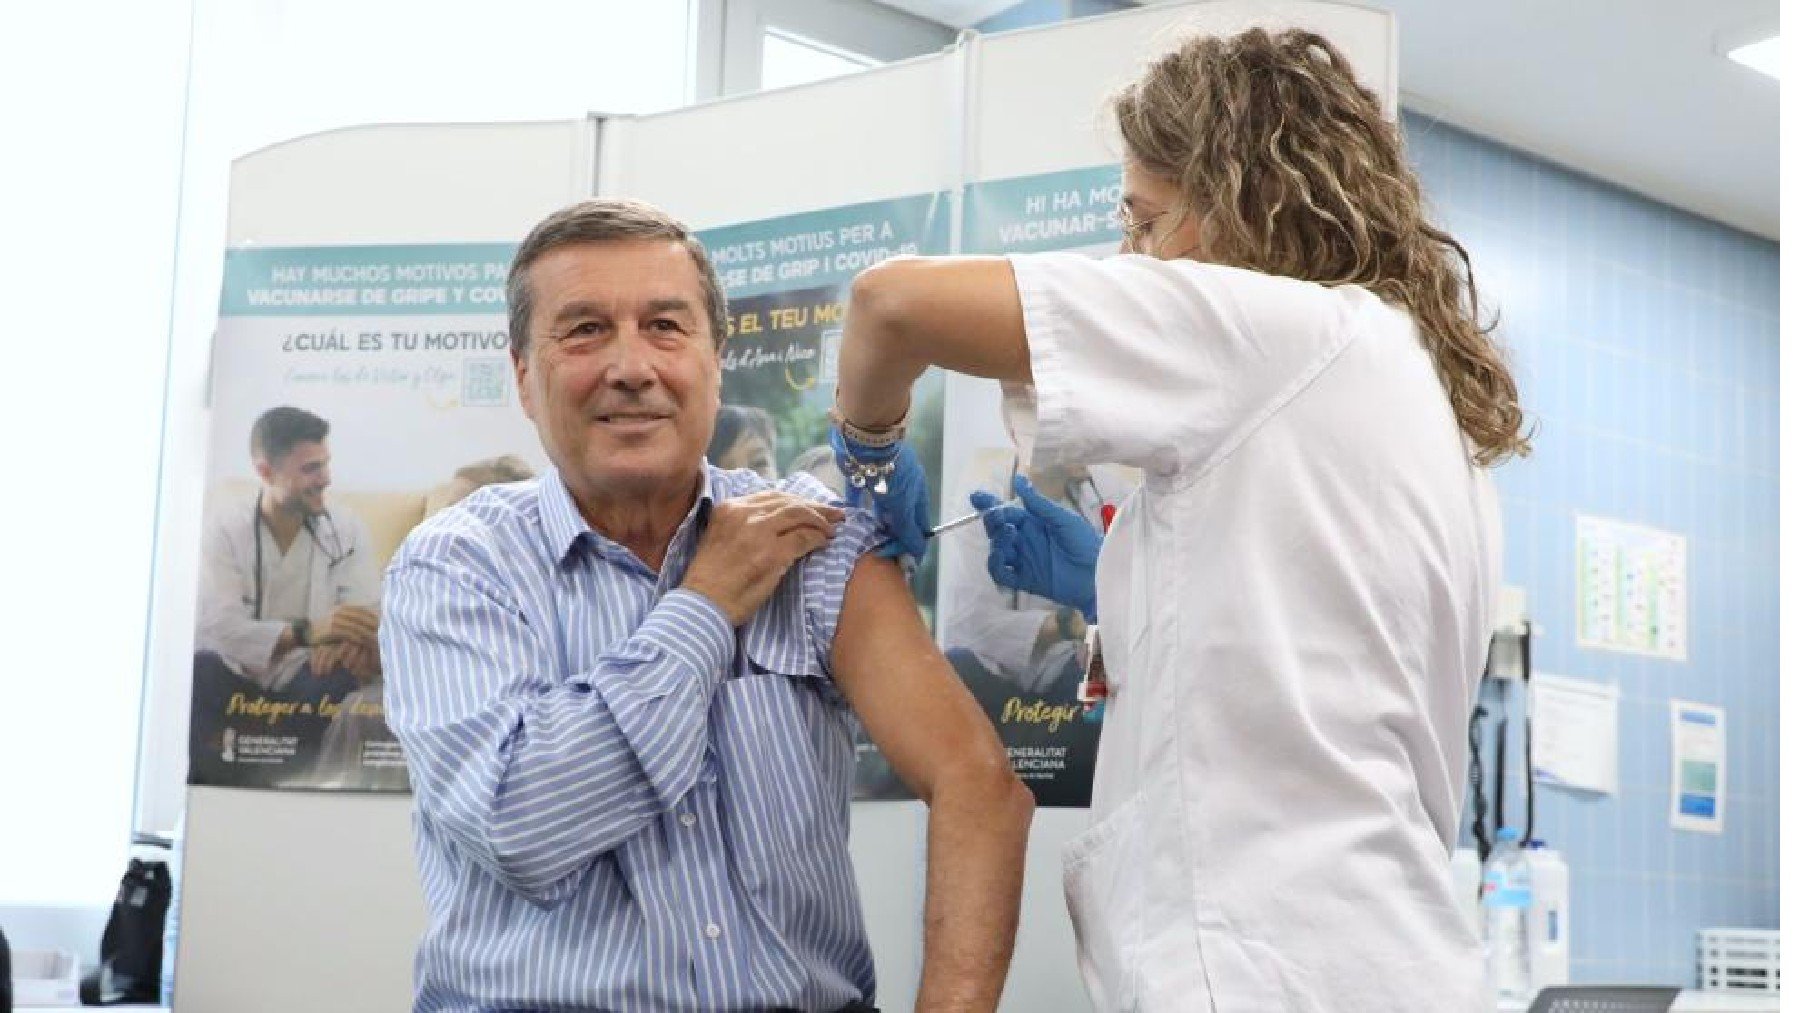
[926,497,1019,539]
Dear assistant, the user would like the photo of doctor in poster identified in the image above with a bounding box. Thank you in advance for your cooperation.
[189,403,532,790]
[190,405,389,788]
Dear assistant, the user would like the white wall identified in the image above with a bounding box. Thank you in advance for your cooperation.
[0,0,190,928]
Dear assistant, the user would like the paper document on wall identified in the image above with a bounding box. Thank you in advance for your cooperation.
[1529,673,1619,795]
[1575,514,1688,660]
[1670,700,1727,833]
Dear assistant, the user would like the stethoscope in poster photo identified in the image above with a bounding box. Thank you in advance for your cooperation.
[250,490,355,621]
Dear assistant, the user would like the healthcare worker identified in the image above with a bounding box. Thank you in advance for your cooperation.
[828,27,1528,1013]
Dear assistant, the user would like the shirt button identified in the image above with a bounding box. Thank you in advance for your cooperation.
[679,812,697,828]
[704,923,723,940]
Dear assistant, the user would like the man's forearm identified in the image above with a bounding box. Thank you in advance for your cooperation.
[916,767,1034,1012]
[384,564,733,904]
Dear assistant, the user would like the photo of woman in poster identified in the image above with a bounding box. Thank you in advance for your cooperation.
[706,404,779,479]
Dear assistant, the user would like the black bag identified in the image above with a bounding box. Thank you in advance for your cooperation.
[79,857,170,1005]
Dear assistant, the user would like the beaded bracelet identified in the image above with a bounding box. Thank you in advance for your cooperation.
[828,400,910,448]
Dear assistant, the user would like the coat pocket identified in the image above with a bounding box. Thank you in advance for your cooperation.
[1062,789,1151,1012]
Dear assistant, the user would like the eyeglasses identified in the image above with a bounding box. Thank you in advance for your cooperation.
[1113,203,1173,254]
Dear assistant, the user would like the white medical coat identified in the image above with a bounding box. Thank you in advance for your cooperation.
[1002,253,1500,1013]
[194,486,379,691]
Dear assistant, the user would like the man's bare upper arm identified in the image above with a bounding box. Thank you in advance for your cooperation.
[828,554,1013,803]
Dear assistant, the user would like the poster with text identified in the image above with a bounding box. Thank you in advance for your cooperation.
[699,194,951,800]
[1669,699,1726,833]
[1576,514,1688,660]
[193,243,542,791]
[950,166,1136,806]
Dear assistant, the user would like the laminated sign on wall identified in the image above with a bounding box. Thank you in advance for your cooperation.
[192,243,542,791]
[1670,699,1726,833]
[698,194,952,800]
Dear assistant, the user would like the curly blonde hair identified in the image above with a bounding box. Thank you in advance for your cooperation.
[1113,27,1530,465]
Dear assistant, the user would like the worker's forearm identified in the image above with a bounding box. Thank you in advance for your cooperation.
[838,257,1033,432]
[916,767,1034,1012]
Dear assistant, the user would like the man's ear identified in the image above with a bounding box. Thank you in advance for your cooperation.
[514,350,536,423]
[252,457,273,485]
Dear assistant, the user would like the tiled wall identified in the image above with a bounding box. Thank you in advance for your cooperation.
[1407,112,1780,986]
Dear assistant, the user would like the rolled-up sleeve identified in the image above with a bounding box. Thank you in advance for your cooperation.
[381,539,733,906]
[774,475,887,677]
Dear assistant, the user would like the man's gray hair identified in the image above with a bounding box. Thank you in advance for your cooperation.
[507,198,729,356]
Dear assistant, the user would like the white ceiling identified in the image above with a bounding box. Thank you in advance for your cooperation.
[877,0,1780,239]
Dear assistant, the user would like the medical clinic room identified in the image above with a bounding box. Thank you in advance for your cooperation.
[0,1,1786,1011]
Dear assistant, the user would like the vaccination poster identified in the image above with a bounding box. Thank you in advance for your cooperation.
[194,243,542,791]
[700,195,951,800]
[946,166,1138,808]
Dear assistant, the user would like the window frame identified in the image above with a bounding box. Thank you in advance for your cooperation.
[692,0,955,99]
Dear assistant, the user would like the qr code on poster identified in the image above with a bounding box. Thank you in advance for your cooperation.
[463,357,510,407]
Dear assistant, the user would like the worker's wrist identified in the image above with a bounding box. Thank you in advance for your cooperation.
[290,618,311,648]
[829,394,910,448]
[829,428,905,495]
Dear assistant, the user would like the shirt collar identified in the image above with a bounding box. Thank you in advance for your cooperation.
[537,466,724,568]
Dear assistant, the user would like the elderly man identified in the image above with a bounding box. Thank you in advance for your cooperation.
[380,198,1033,1013]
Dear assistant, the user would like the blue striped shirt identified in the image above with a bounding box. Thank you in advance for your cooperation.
[380,465,885,1013]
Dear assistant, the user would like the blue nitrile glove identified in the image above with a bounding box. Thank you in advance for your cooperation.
[970,473,1100,621]
[829,427,932,562]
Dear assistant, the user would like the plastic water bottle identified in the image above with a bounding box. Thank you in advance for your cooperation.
[1524,841,1570,990]
[1482,827,1533,1001]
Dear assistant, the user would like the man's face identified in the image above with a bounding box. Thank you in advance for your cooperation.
[258,440,331,517]
[515,240,721,504]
